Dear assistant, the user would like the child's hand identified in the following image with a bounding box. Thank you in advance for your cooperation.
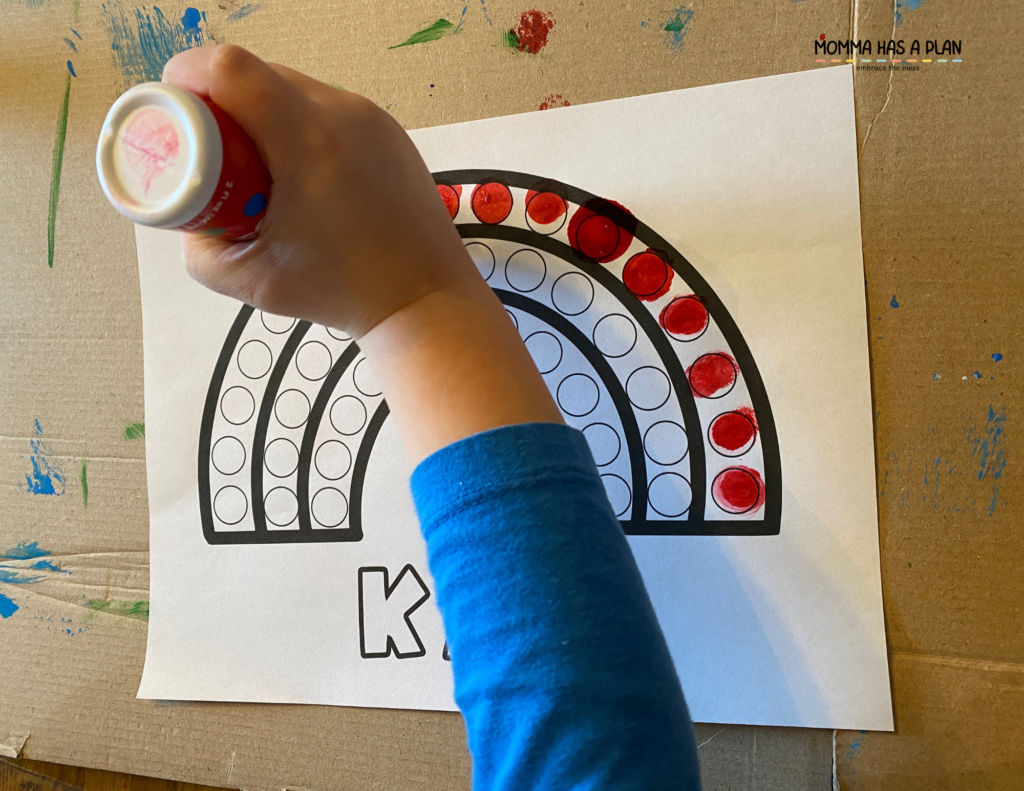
[162,44,474,339]
[164,44,561,462]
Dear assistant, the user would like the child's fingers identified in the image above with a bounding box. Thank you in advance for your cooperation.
[161,45,305,173]
[267,63,341,100]
[181,234,266,308]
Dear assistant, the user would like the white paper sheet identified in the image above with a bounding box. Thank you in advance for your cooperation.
[137,65,893,730]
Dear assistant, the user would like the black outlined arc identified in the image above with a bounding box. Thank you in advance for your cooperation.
[198,171,782,543]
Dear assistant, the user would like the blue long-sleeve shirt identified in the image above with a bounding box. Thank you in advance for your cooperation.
[411,422,701,790]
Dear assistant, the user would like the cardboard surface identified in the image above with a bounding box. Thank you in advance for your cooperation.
[1,0,1019,788]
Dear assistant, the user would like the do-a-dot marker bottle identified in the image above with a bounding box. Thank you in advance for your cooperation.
[96,82,271,241]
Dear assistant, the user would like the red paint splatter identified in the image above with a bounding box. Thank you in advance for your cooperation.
[819,33,826,41]
[712,466,765,514]
[538,93,570,110]
[568,200,633,262]
[438,184,462,219]
[686,352,738,398]
[623,250,673,302]
[471,182,513,224]
[513,10,555,54]
[526,190,567,225]
[709,409,758,454]
[120,108,179,195]
[660,294,708,337]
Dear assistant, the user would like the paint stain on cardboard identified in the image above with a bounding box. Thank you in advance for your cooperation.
[0,594,17,619]
[504,10,555,54]
[124,422,146,440]
[389,18,456,49]
[895,0,927,25]
[104,4,209,89]
[80,460,89,507]
[0,543,67,619]
[85,598,150,620]
[642,7,694,53]
[538,93,570,110]
[2,541,51,561]
[225,2,260,21]
[48,72,72,269]
[22,420,65,496]
[880,405,1008,516]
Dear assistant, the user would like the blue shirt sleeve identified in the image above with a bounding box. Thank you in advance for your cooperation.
[411,422,701,791]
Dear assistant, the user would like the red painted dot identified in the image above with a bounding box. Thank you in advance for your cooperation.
[709,409,758,454]
[437,184,461,219]
[623,251,673,302]
[712,466,765,514]
[471,182,513,225]
[687,353,738,398]
[526,190,567,226]
[660,294,708,337]
[568,201,633,262]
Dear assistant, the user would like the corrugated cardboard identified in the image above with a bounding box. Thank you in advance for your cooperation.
[1,0,1018,788]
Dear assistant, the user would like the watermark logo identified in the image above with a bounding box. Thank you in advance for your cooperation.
[814,33,962,70]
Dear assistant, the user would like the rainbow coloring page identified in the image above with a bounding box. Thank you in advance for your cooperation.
[137,66,893,730]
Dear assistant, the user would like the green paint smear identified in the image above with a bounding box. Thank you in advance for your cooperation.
[85,598,149,620]
[72,0,80,22]
[502,29,520,50]
[80,460,88,508]
[48,72,71,269]
[123,422,145,440]
[389,18,454,49]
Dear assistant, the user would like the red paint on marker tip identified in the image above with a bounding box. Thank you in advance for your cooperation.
[120,108,179,195]
[712,466,765,514]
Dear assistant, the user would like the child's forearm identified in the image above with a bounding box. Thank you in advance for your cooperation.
[359,275,563,464]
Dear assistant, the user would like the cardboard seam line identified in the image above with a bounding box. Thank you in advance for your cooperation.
[892,651,1024,675]
[860,0,898,153]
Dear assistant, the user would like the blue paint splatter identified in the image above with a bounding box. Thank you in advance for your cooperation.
[63,37,78,52]
[21,421,65,496]
[2,541,51,560]
[0,594,18,619]
[642,7,694,53]
[895,0,926,25]
[29,559,68,573]
[104,4,208,89]
[890,294,899,308]
[972,371,982,379]
[992,353,1003,362]
[0,569,45,585]
[71,28,82,39]
[226,3,261,21]
[454,1,469,33]
[932,371,941,381]
[969,406,1007,516]
[66,60,77,77]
